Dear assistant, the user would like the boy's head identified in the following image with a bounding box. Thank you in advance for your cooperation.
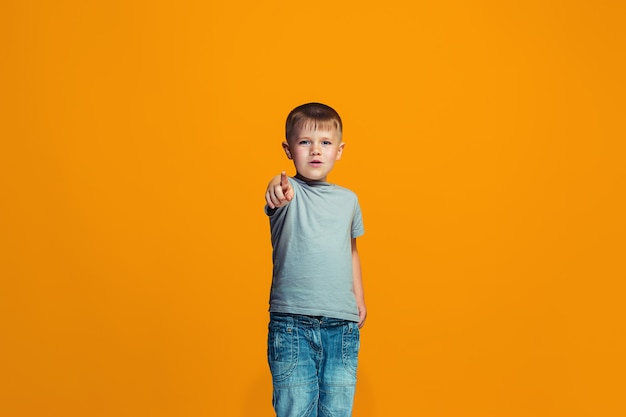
[285,102,343,143]
[283,103,345,183]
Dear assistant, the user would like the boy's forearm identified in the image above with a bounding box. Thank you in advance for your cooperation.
[351,238,367,327]
[352,264,365,307]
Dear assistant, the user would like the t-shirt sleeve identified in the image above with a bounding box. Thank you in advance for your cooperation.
[265,205,277,217]
[351,198,365,238]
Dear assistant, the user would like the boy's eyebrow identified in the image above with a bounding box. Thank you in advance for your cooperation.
[296,137,333,142]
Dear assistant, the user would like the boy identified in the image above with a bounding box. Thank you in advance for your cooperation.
[264,103,366,417]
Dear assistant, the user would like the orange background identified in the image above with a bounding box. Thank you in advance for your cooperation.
[1,1,625,416]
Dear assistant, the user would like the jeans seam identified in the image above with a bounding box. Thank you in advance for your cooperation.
[268,318,299,383]
[341,323,359,376]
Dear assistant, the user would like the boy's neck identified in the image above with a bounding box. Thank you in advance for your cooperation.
[295,173,329,184]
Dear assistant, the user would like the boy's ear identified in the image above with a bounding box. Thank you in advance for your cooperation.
[336,142,345,160]
[282,141,293,159]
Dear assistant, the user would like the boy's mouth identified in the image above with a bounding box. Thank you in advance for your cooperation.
[309,160,323,166]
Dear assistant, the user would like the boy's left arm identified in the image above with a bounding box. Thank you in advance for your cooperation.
[352,238,367,329]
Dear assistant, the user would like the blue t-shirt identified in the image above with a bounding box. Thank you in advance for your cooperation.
[266,176,364,322]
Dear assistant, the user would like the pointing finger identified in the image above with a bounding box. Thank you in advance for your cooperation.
[281,171,293,201]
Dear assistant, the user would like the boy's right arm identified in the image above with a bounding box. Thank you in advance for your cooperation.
[265,171,294,209]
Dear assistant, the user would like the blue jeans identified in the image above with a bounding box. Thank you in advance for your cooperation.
[267,313,360,417]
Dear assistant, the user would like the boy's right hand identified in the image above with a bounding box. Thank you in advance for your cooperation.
[266,171,294,209]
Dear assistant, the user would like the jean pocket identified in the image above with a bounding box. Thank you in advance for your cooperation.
[267,318,298,382]
[342,322,360,376]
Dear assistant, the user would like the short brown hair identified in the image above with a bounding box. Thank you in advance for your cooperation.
[285,103,343,142]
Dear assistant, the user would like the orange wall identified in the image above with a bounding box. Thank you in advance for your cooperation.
[1,1,625,416]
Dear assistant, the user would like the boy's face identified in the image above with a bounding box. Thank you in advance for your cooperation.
[283,127,344,182]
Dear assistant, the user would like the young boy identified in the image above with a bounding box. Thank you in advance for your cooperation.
[264,103,366,417]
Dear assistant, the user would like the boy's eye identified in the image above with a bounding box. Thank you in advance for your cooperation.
[322,141,332,145]
[299,140,311,145]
